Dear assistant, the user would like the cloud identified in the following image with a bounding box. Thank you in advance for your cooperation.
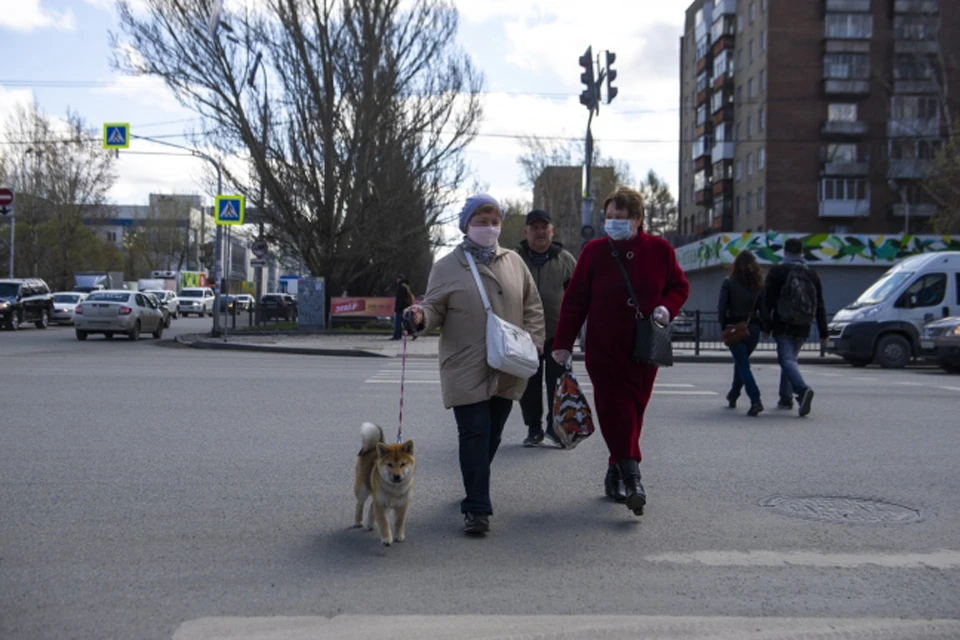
[0,85,35,129]
[0,0,75,32]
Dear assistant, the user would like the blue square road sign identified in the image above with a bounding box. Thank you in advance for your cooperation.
[103,123,130,149]
[215,195,245,226]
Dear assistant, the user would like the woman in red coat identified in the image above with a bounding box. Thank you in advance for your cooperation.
[552,187,690,516]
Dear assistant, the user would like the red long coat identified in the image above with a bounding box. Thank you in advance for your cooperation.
[553,232,690,463]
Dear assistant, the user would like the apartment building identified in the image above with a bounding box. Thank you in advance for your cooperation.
[678,0,958,238]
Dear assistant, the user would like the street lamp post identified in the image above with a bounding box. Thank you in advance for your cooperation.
[248,51,268,319]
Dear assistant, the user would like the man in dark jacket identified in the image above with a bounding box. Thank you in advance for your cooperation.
[514,209,577,447]
[761,238,828,416]
[392,274,415,340]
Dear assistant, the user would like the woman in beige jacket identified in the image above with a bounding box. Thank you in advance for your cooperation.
[406,193,545,535]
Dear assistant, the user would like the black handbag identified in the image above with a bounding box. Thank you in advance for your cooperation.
[608,239,674,367]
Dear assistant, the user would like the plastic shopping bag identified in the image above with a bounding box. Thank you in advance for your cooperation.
[551,366,595,450]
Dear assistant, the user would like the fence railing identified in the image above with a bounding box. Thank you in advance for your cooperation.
[671,311,833,355]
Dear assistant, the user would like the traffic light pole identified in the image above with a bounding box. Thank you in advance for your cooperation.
[581,109,595,233]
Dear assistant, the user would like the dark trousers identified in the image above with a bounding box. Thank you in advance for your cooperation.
[519,338,563,435]
[392,312,403,339]
[726,326,762,404]
[452,397,513,515]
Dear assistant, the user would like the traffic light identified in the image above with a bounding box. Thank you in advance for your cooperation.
[605,51,618,104]
[579,46,597,111]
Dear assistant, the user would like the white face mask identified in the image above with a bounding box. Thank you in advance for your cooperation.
[467,225,501,248]
[604,218,632,240]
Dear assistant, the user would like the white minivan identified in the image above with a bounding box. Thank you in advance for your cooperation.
[827,251,960,368]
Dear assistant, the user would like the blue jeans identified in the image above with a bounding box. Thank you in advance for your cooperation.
[776,335,809,403]
[726,326,761,404]
[452,397,513,515]
[392,312,403,339]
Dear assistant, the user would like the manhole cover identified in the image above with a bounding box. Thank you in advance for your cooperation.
[760,496,923,525]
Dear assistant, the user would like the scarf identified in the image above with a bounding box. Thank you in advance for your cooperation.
[461,236,497,266]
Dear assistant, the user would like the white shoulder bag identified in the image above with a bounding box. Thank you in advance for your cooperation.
[464,251,540,378]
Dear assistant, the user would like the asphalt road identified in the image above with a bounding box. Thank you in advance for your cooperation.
[2,322,959,639]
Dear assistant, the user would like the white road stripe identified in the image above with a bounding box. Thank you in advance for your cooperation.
[895,381,924,386]
[936,386,960,392]
[820,373,843,377]
[645,549,960,569]
[855,377,879,382]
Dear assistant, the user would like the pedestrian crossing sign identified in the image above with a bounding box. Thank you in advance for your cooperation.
[103,123,130,149]
[215,195,245,226]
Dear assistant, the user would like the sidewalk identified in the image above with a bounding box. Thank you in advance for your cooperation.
[177,331,848,365]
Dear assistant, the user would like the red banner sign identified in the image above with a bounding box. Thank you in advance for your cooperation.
[330,297,395,316]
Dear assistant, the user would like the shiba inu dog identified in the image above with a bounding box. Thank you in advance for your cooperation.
[353,422,415,547]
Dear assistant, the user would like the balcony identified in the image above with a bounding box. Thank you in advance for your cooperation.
[892,203,937,217]
[888,159,934,179]
[887,119,941,138]
[823,40,870,53]
[824,161,869,176]
[894,0,939,14]
[825,0,871,11]
[824,79,870,95]
[711,141,735,160]
[695,189,713,206]
[712,0,736,17]
[894,40,940,54]
[894,79,939,93]
[821,120,869,137]
[692,139,712,160]
[819,200,871,217]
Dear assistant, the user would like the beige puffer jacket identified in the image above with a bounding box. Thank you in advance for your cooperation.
[418,245,545,409]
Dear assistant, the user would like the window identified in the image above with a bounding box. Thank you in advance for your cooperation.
[748,40,754,62]
[711,16,735,42]
[715,122,729,142]
[736,85,743,104]
[818,178,869,201]
[825,14,873,39]
[747,116,753,138]
[747,153,754,175]
[738,14,744,33]
[696,35,711,61]
[759,69,766,93]
[694,170,707,192]
[891,96,938,120]
[106,231,117,243]
[736,195,742,216]
[889,139,942,160]
[903,274,947,308]
[894,54,939,80]
[711,91,724,113]
[748,78,754,98]
[823,54,870,79]
[893,16,937,41]
[760,29,767,51]
[737,49,743,70]
[736,160,743,181]
[736,123,742,140]
[758,147,765,170]
[828,103,858,121]
[749,2,756,23]
[757,187,765,210]
[697,71,709,93]
[715,49,732,77]
[827,143,857,162]
[697,104,708,126]
[758,108,765,131]
[761,0,767,11]
[746,192,754,214]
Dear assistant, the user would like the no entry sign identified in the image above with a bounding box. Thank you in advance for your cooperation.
[0,188,14,217]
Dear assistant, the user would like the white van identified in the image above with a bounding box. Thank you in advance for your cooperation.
[827,251,960,368]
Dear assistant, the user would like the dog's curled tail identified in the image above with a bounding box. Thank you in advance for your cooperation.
[359,422,384,455]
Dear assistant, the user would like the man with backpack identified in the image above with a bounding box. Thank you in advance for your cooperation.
[761,238,828,417]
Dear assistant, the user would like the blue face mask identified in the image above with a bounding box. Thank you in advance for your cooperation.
[604,218,632,240]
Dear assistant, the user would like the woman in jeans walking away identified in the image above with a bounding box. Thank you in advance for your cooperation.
[718,250,765,416]
[404,194,545,535]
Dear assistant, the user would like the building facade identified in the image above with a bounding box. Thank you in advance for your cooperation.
[679,0,958,239]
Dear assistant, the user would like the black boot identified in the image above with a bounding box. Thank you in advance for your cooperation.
[616,458,646,515]
[604,464,627,503]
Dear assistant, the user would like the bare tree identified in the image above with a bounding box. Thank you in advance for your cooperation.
[638,170,678,236]
[498,197,531,250]
[123,195,202,278]
[112,0,484,297]
[0,102,122,289]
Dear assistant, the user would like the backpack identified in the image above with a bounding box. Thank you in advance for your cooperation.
[777,264,818,326]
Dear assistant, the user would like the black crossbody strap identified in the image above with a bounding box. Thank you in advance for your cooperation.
[608,238,642,318]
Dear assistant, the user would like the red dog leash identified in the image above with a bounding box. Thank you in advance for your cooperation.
[397,331,407,443]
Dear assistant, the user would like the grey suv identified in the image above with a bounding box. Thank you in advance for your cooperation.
[0,278,55,330]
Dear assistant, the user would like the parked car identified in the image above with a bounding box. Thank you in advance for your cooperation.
[670,309,696,340]
[178,287,215,317]
[921,316,960,373]
[260,293,296,321]
[828,252,960,368]
[74,290,165,341]
[51,292,88,325]
[145,289,179,320]
[143,292,171,328]
[234,294,255,311]
[0,278,55,330]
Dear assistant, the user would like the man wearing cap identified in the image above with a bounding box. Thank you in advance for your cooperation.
[515,209,577,448]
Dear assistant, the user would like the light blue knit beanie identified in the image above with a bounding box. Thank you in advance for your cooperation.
[458,193,503,233]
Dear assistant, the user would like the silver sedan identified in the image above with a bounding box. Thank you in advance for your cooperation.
[51,292,88,325]
[74,291,165,341]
